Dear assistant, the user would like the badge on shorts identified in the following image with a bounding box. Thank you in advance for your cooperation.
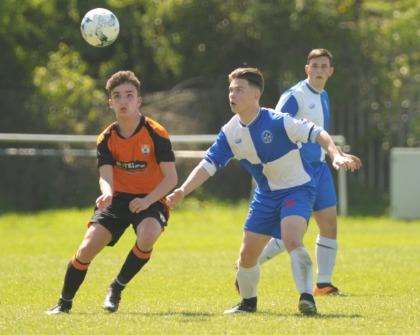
[261,130,273,144]
[158,211,166,223]
[141,145,151,154]
[285,199,296,207]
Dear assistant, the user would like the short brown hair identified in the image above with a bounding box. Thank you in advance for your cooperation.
[307,49,333,65]
[106,71,141,96]
[228,67,264,93]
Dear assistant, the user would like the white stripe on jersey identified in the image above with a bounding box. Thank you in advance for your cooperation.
[262,149,311,190]
[276,80,328,162]
[222,116,261,164]
[203,108,321,191]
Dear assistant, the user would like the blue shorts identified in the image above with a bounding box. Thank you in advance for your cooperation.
[244,185,316,239]
[312,162,337,212]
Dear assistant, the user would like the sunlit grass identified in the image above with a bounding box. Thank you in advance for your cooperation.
[1,200,419,334]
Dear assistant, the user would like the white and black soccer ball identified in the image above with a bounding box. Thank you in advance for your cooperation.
[80,8,119,47]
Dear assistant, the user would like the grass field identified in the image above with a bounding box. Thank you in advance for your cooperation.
[1,200,419,334]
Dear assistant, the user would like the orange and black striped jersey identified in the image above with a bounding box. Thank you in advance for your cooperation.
[96,115,175,195]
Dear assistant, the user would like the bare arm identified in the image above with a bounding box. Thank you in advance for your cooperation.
[316,130,340,162]
[166,164,212,208]
[129,162,178,213]
[283,115,362,172]
[146,162,178,203]
[96,164,114,210]
[180,165,211,196]
[315,130,360,171]
[165,128,233,208]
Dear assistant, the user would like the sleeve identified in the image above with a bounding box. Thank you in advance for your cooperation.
[283,114,323,144]
[97,133,115,167]
[274,92,299,117]
[153,134,175,163]
[202,130,234,176]
[145,118,176,163]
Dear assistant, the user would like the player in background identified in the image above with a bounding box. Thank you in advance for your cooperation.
[46,71,177,314]
[258,49,362,295]
[166,67,360,315]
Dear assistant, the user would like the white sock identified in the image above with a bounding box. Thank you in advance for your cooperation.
[316,235,337,284]
[258,238,286,265]
[290,247,313,294]
[236,265,260,299]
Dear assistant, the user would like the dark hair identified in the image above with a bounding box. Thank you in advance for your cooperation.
[228,67,264,93]
[106,71,141,96]
[307,49,333,65]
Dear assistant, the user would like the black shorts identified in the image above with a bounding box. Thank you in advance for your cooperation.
[88,193,169,246]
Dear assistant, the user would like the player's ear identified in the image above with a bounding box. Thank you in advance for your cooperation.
[329,66,334,76]
[108,97,113,109]
[304,64,309,76]
[255,88,261,100]
[138,95,142,108]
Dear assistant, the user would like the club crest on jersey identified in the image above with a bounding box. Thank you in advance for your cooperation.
[141,145,151,154]
[261,130,273,144]
[234,138,242,144]
[309,103,316,109]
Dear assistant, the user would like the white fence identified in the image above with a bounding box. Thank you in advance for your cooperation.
[0,133,348,215]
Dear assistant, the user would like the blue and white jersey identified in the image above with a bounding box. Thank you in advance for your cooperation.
[201,108,322,194]
[275,79,330,164]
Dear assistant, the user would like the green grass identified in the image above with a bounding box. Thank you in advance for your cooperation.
[1,200,419,334]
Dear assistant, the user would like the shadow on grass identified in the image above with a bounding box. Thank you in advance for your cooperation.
[123,311,213,317]
[67,310,363,320]
[297,313,363,319]
[259,311,363,319]
[72,310,214,320]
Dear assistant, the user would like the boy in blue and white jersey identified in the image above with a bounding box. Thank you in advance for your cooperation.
[166,67,359,315]
[259,49,362,296]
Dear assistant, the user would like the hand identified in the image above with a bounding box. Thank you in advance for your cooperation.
[332,154,360,172]
[336,147,362,171]
[342,152,362,171]
[165,188,185,209]
[129,197,152,213]
[96,193,113,211]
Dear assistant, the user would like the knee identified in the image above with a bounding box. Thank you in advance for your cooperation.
[137,220,162,248]
[283,239,302,253]
[318,219,337,238]
[315,209,338,236]
[239,249,258,268]
[137,237,154,250]
[137,231,160,250]
[76,244,96,263]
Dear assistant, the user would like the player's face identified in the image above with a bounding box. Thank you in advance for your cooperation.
[228,78,259,114]
[108,83,142,118]
[305,56,334,88]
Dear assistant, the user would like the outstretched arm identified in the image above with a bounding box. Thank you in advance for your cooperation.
[316,130,361,171]
[283,114,362,172]
[166,163,211,208]
[166,127,234,208]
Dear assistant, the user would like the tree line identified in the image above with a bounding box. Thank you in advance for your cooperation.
[0,0,418,211]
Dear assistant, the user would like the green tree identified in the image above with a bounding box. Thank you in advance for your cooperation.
[32,43,110,134]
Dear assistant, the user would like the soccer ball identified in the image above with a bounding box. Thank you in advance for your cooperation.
[80,8,119,47]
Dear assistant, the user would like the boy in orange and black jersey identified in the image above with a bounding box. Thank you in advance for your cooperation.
[47,71,178,315]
